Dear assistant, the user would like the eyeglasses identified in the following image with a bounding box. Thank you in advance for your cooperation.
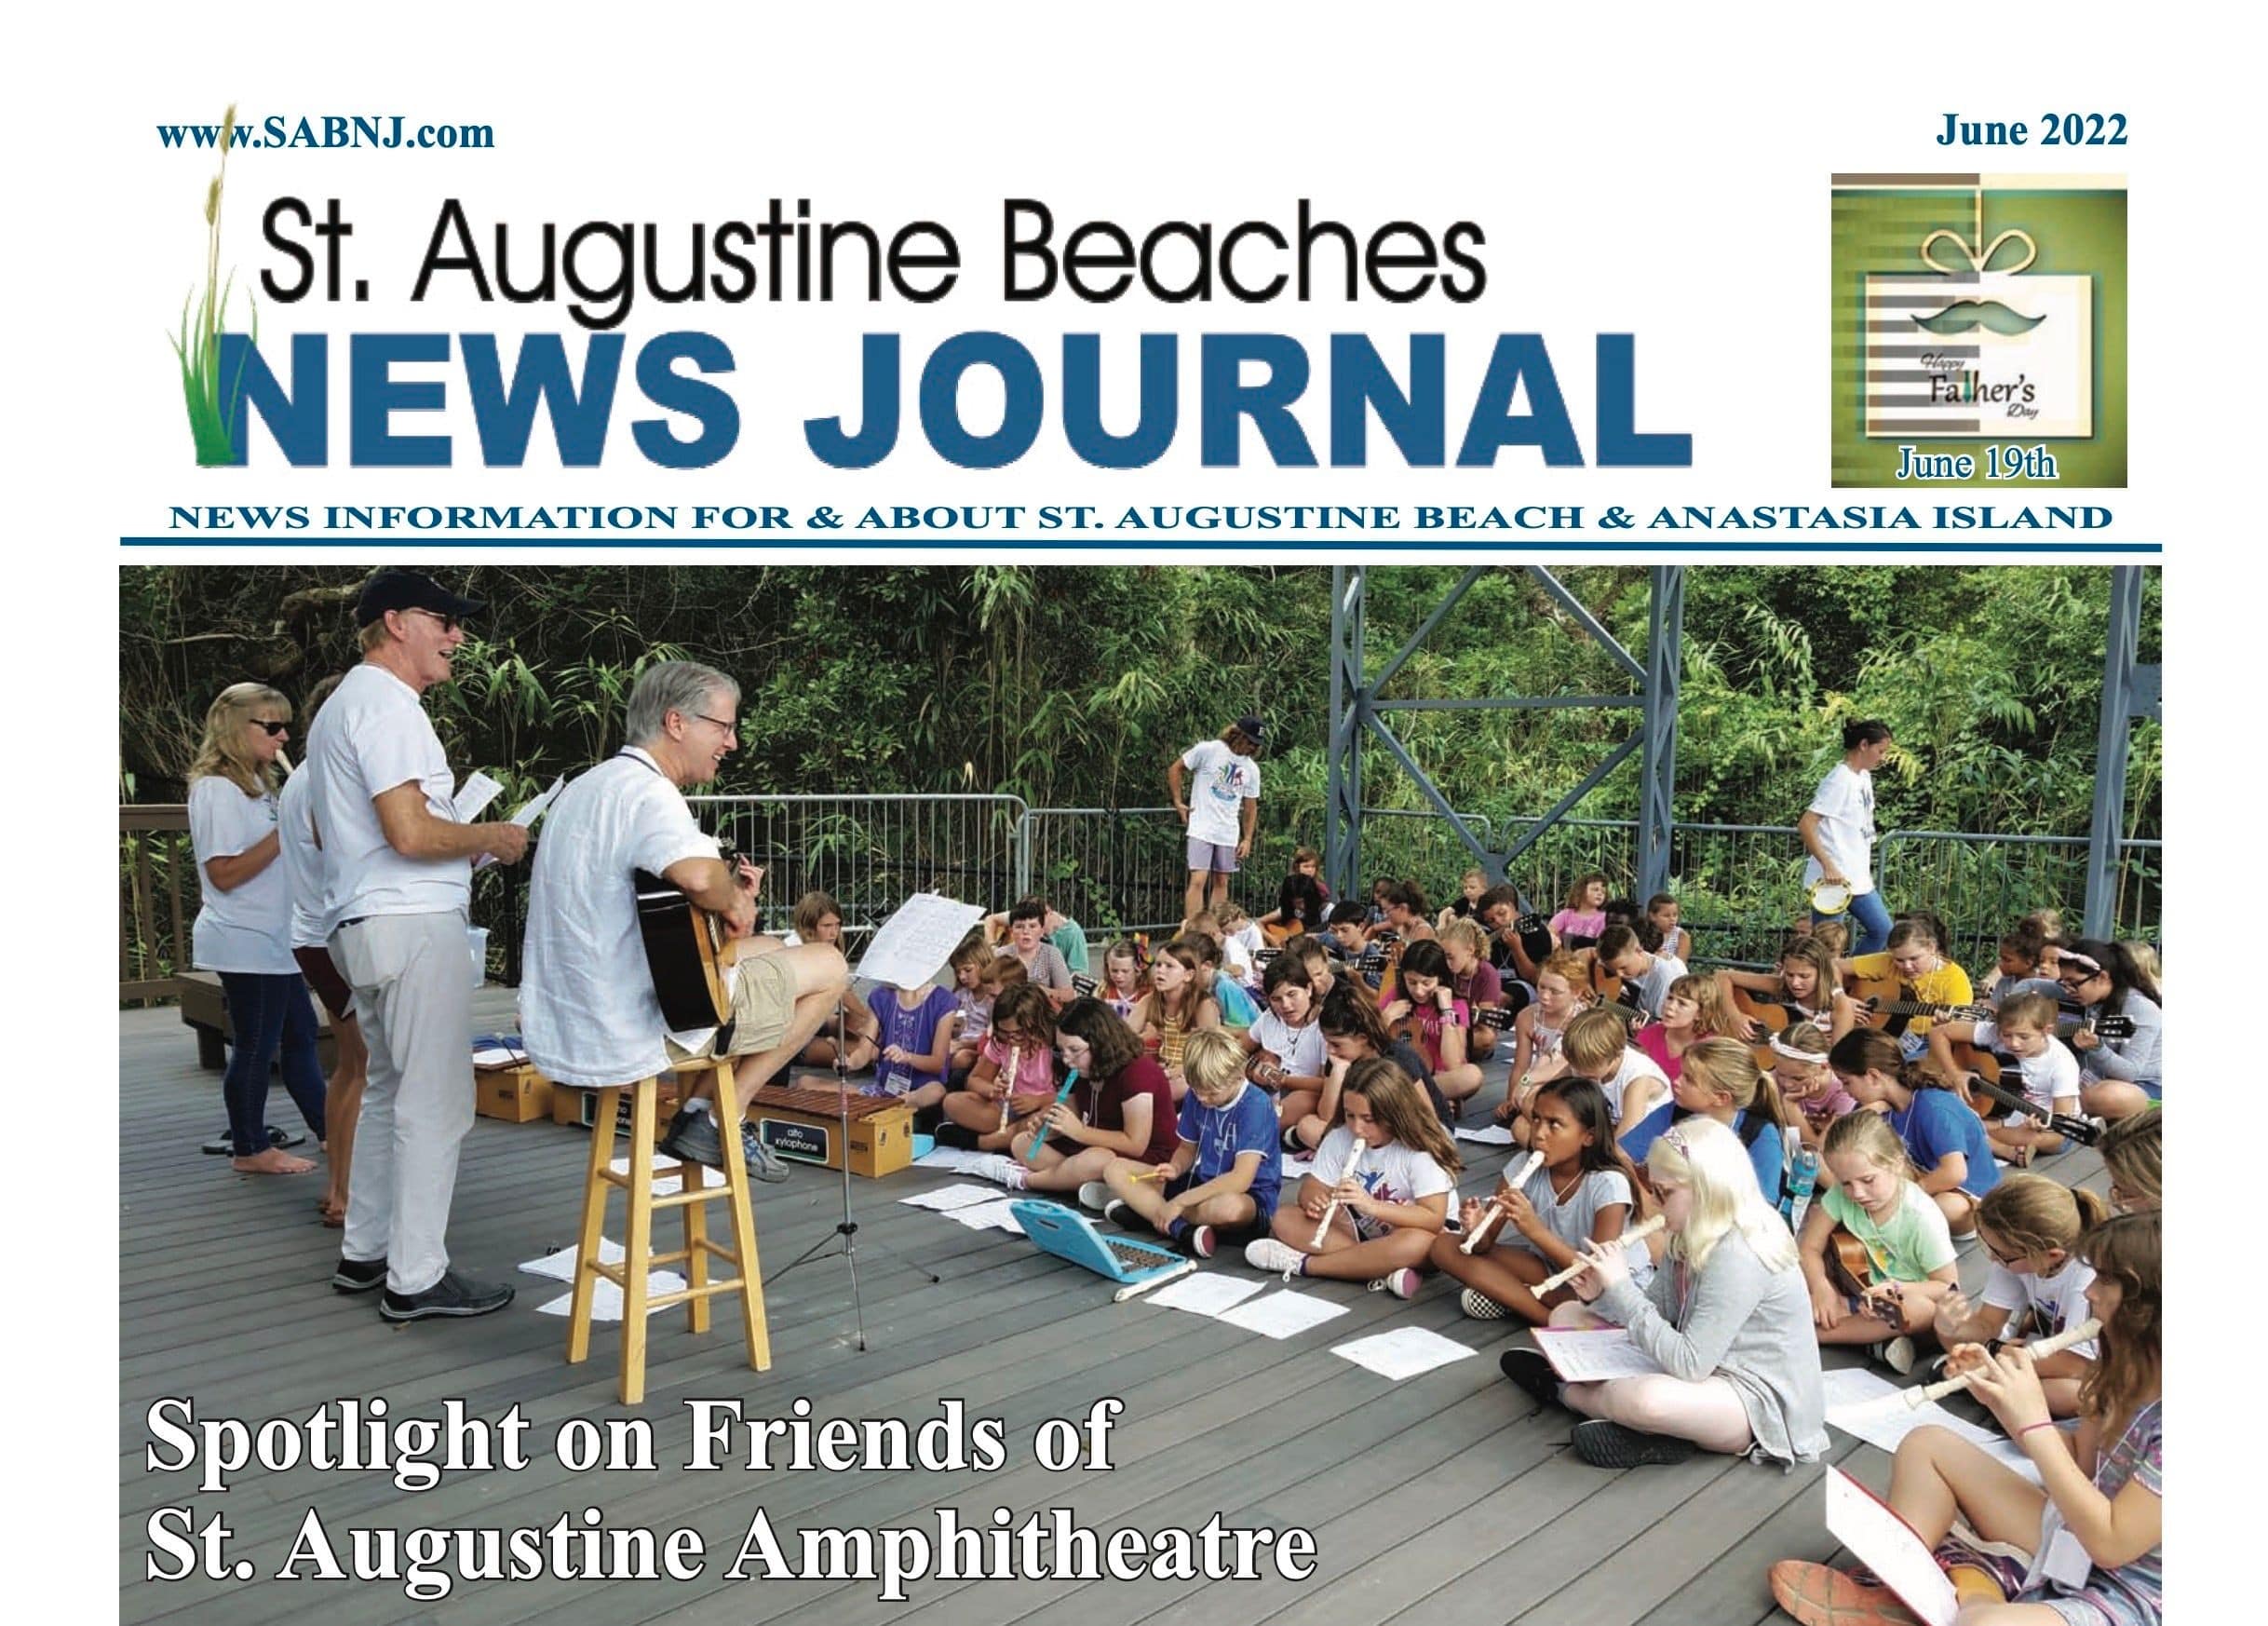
[403,607,461,632]
[1982,1236,2033,1267]
[687,711,737,737]
[248,719,289,737]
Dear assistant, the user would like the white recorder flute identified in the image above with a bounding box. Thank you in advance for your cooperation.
[1295,1142,1366,1280]
[1535,1214,1667,1294]
[1902,1317,2103,1409]
[1461,1151,1545,1254]
[997,1046,1020,1132]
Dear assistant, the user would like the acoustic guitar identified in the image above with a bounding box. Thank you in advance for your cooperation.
[633,859,741,1031]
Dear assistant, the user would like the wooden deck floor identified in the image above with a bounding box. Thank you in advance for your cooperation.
[120,999,2103,1625]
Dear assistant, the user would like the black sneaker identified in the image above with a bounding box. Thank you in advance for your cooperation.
[1101,1199,1133,1227]
[1570,1418,1696,1469]
[658,1106,724,1168]
[379,1269,515,1322]
[1499,1347,1563,1410]
[932,1120,979,1151]
[331,1255,387,1294]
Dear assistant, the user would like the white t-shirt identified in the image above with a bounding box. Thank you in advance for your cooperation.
[1981,1257,2099,1361]
[304,662,469,921]
[520,750,721,1088]
[188,776,294,973]
[1312,1126,1452,1241]
[1181,738,1259,847]
[1976,1019,2082,1110]
[1247,1009,1327,1078]
[275,767,330,950]
[1501,1161,1655,1284]
[1624,952,1687,1020]
[1802,762,1877,894]
[1600,1047,1671,1122]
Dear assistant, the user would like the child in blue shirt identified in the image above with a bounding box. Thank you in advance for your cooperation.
[1101,1026,1279,1258]
[1829,1027,1997,1236]
[1620,1037,1789,1206]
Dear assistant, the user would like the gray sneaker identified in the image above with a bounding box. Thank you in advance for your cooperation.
[380,1268,514,1322]
[659,1106,723,1168]
[736,1123,792,1184]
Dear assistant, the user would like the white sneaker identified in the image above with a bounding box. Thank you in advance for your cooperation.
[1877,1335,1919,1375]
[1076,1180,1112,1212]
[1244,1237,1307,1276]
[969,1153,1027,1191]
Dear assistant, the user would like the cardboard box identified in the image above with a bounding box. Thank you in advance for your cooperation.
[745,1093,915,1178]
[551,1080,682,1143]
[474,1064,554,1123]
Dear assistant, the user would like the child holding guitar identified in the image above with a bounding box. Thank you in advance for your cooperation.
[1717,935,1856,1044]
[1843,915,1973,1060]
[1799,1110,1959,1368]
[2057,939,2163,1122]
[1926,991,2083,1166]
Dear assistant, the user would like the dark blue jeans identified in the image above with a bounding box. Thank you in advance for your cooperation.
[220,970,329,1158]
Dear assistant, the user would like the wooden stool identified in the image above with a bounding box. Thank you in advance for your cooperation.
[564,1055,770,1403]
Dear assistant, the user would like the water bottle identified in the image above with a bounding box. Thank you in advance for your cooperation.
[1785,1147,1821,1232]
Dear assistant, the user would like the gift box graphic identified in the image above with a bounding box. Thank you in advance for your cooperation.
[1863,197,2091,440]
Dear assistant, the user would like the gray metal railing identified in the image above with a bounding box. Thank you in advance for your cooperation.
[687,793,1030,950]
[117,797,2162,1001]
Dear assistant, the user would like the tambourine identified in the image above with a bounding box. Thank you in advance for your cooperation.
[1806,879,1853,916]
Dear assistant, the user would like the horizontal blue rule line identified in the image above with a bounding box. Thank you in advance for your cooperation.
[120,536,2162,554]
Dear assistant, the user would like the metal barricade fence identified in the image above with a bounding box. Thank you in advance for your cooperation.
[687,794,1029,952]
[1875,832,2163,967]
[115,797,2163,999]
[1018,806,1499,938]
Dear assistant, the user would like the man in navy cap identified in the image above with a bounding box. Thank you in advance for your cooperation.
[1168,714,1264,924]
[304,570,529,1321]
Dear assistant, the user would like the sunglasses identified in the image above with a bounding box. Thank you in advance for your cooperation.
[403,607,461,632]
[249,719,290,737]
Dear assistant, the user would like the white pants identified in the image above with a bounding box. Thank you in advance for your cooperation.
[331,911,473,1294]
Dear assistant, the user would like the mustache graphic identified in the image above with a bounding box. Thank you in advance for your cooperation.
[1910,300,2045,336]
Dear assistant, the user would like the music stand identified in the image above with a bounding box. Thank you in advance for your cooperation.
[763,891,984,1351]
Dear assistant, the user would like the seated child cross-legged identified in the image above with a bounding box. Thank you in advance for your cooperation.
[1429,1077,1652,1325]
[1100,1026,1282,1259]
[1799,1108,1960,1368]
[1241,954,1330,1134]
[1771,1210,2161,1626]
[973,996,1177,1199]
[936,982,1058,1150]
[1928,990,2082,1167]
[1829,1027,1997,1237]
[1507,1115,1829,1471]
[1929,1174,2106,1417]
[1380,939,1485,1109]
[1243,1056,1459,1300]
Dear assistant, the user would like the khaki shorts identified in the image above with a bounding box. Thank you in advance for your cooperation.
[666,950,799,1064]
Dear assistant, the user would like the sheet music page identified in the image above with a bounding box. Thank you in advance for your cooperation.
[1824,1468,1958,1626]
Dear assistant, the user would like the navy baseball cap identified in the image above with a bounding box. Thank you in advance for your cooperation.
[355,569,487,628]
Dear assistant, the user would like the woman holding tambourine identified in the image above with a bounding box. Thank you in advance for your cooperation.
[1797,719,1895,955]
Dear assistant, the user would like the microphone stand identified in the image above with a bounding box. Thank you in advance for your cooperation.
[763,981,939,1352]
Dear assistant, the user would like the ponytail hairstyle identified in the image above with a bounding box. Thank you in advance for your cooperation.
[1679,1036,1793,1137]
[2075,1210,2161,1428]
[1976,1172,2110,1261]
[1808,918,1851,957]
[1828,1026,1952,1096]
[1822,1106,1914,1181]
[1994,990,2058,1035]
[1645,1115,1798,1273]
[1885,915,1946,958]
[1533,1077,1652,1216]
[1100,937,1148,995]
[2060,938,2162,1010]
[1340,1056,1462,1175]
[1438,917,1487,960]
[1998,916,2054,975]
[1317,978,1392,1053]
[2097,1109,2162,1213]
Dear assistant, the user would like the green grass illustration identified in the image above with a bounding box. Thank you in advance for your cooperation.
[169,103,255,466]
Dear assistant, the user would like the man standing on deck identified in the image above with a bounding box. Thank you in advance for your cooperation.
[308,570,528,1321]
[1169,715,1264,923]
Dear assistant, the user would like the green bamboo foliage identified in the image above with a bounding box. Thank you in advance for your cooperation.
[169,104,253,466]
